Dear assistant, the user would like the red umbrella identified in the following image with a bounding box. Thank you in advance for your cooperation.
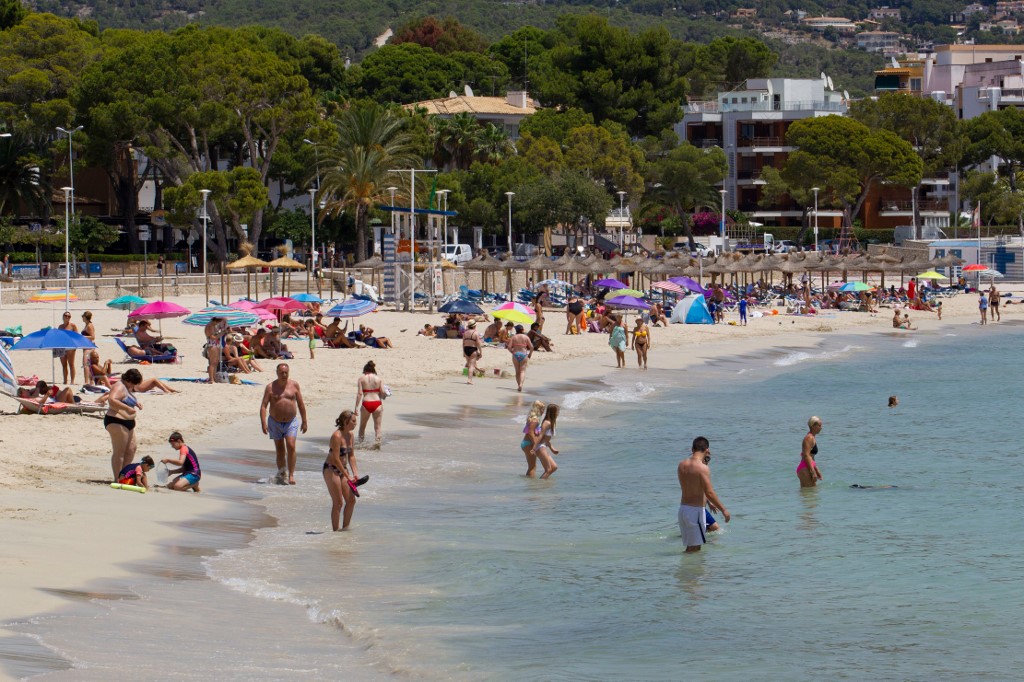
[257,297,305,312]
[962,264,987,272]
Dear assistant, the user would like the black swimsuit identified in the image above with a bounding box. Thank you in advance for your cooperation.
[323,447,348,476]
[104,414,136,431]
[568,301,584,315]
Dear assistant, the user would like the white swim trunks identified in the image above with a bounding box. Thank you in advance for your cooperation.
[677,504,707,547]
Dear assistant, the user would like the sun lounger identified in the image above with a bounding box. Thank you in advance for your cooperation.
[8,396,105,415]
[114,337,177,363]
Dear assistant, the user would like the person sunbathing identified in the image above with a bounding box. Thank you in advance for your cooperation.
[88,349,116,388]
[124,343,170,360]
[135,320,174,354]
[497,322,513,344]
[648,302,668,327]
[224,334,263,373]
[417,324,436,337]
[528,323,553,352]
[325,319,359,348]
[18,380,76,412]
[482,319,503,342]
[262,329,293,359]
[356,325,393,349]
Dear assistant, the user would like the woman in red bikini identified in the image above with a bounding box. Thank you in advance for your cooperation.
[354,360,385,448]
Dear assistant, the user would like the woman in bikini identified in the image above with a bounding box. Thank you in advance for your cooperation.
[323,410,362,531]
[631,317,650,369]
[57,311,78,384]
[566,294,585,334]
[530,403,560,479]
[797,416,824,488]
[81,311,96,381]
[355,360,385,448]
[105,368,143,480]
[204,317,227,383]
[520,401,545,477]
[506,324,533,392]
[462,319,483,384]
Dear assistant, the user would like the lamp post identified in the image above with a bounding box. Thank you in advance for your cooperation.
[56,125,83,309]
[812,186,820,252]
[616,190,626,254]
[200,189,211,305]
[505,191,514,298]
[61,186,72,311]
[437,189,451,255]
[308,188,318,295]
[719,188,727,247]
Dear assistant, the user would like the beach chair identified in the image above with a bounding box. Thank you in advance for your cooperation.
[114,337,177,363]
[3,393,106,416]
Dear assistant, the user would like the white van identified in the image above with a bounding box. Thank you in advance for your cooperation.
[442,243,473,264]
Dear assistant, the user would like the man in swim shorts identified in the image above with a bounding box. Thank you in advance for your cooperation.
[677,436,730,553]
[260,363,308,485]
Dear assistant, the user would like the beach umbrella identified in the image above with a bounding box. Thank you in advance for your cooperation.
[226,252,270,301]
[258,297,305,312]
[267,256,306,296]
[182,308,261,327]
[491,301,536,326]
[916,270,948,280]
[129,301,191,319]
[10,328,97,384]
[652,280,686,295]
[594,278,628,289]
[605,295,652,311]
[325,299,378,318]
[962,263,987,272]
[29,289,77,303]
[229,300,277,321]
[107,295,148,310]
[438,299,485,315]
[607,288,645,298]
[0,343,16,396]
[291,293,324,304]
[536,278,570,289]
[668,276,705,294]
[838,281,873,292]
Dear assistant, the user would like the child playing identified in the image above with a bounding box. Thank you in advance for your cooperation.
[161,431,202,492]
[306,320,317,360]
[118,455,155,488]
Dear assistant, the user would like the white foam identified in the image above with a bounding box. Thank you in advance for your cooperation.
[560,381,656,411]
[773,344,861,367]
[902,339,919,348]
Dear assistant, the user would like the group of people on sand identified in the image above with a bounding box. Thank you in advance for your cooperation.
[979,284,1001,325]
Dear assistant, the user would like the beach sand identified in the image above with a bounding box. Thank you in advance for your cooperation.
[0,286,1014,656]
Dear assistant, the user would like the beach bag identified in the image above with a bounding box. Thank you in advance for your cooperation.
[381,384,392,400]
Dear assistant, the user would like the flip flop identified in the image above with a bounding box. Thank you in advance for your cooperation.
[347,479,360,497]
[355,475,369,487]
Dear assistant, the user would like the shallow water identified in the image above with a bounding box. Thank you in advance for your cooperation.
[5,323,1024,680]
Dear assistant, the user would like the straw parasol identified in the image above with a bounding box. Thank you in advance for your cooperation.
[464,252,505,292]
[266,254,306,297]
[226,243,270,301]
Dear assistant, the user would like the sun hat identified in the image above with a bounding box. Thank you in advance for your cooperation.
[230,333,244,342]
[468,320,477,328]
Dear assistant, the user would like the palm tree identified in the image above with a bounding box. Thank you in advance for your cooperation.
[431,113,482,170]
[318,104,420,262]
[476,123,515,164]
[0,132,45,217]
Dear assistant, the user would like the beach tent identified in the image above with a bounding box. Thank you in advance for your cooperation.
[670,294,713,324]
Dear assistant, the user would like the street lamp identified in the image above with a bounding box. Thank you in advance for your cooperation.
[61,186,72,311]
[200,189,211,305]
[616,190,626,254]
[505,192,515,257]
[56,125,83,308]
[812,186,820,252]
[719,189,727,245]
[308,188,319,295]
[437,189,451,255]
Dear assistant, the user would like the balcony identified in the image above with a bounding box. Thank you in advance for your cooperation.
[878,199,947,215]
[690,138,721,148]
[736,169,771,184]
[685,100,847,115]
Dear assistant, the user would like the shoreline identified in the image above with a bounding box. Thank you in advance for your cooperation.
[0,290,1014,678]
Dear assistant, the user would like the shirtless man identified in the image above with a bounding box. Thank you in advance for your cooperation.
[677,436,730,553]
[259,363,308,484]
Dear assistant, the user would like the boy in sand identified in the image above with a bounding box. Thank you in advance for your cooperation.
[117,455,155,489]
[161,431,202,492]
[677,436,730,553]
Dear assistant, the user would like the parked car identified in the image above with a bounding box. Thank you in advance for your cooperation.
[771,240,799,253]
[673,242,713,257]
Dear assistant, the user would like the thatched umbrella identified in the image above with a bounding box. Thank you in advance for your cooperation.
[521,254,557,284]
[464,253,503,292]
[267,256,306,296]
[225,248,270,302]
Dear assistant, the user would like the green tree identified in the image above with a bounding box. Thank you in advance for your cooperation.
[518,107,594,145]
[964,107,1024,191]
[0,131,45,217]
[0,0,27,30]
[648,142,727,250]
[318,104,420,261]
[784,115,923,228]
[353,43,462,103]
[515,170,612,236]
[563,124,645,199]
[68,214,119,275]
[518,134,565,176]
[163,167,270,255]
[690,36,777,97]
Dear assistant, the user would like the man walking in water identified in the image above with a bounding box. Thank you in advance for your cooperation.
[677,436,730,553]
[260,363,308,485]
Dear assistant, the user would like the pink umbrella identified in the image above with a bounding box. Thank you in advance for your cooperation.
[257,297,305,312]
[230,300,278,320]
[493,301,536,316]
[128,301,191,319]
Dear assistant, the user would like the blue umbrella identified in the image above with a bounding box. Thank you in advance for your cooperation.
[107,295,148,310]
[438,299,485,315]
[11,328,97,384]
[326,299,378,318]
[605,295,651,311]
[291,293,324,303]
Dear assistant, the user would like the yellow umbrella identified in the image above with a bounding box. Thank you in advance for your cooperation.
[916,270,948,280]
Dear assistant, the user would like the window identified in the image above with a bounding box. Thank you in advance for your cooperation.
[910,78,922,91]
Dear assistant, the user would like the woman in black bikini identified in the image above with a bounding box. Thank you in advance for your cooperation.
[323,410,361,531]
[462,320,483,384]
[797,416,823,488]
[105,368,143,479]
[566,294,585,334]
[57,312,78,384]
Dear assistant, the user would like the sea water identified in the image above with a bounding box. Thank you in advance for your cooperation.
[6,323,1024,680]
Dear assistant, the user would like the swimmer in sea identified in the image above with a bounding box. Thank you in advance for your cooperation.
[677,436,730,552]
[797,416,823,488]
[530,403,560,479]
[888,395,899,408]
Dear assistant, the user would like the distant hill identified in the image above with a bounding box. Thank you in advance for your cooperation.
[28,0,890,94]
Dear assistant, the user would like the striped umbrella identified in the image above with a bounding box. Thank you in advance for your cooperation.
[325,299,378,318]
[29,289,78,303]
[491,301,537,326]
[652,280,686,295]
[107,295,148,310]
[182,307,261,327]
[0,343,15,396]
